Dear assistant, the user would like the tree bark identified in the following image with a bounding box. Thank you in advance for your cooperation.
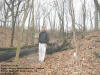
[15,0,30,65]
[94,0,100,31]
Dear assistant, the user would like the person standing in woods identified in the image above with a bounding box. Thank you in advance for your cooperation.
[38,25,49,62]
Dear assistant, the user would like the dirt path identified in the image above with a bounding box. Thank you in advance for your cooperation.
[0,48,38,62]
[0,45,67,62]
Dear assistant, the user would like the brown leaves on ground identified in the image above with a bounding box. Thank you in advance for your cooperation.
[0,31,100,75]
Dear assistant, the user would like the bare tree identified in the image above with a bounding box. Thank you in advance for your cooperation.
[15,0,30,65]
[81,0,86,37]
[94,0,99,30]
[5,0,22,47]
[55,0,65,38]
[89,11,94,31]
[31,0,35,45]
[3,3,9,27]
[68,0,76,39]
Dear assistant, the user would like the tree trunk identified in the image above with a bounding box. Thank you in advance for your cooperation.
[95,9,99,30]
[94,0,100,31]
[31,0,35,45]
[10,1,15,47]
[15,0,30,65]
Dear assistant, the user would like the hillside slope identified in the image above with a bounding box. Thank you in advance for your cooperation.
[0,31,100,75]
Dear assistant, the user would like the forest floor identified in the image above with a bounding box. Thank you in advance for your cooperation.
[0,31,100,75]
